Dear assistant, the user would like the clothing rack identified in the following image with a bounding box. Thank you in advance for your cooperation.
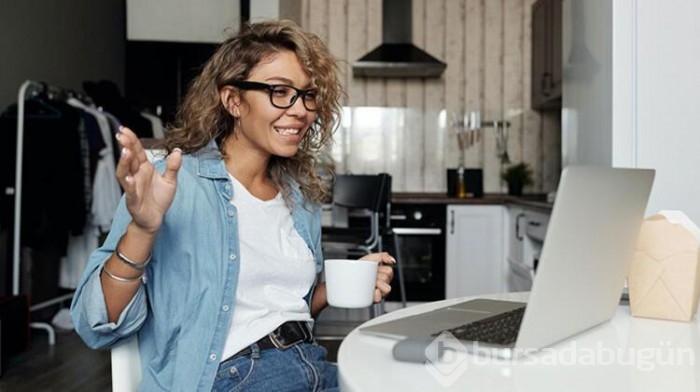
[12,80,75,345]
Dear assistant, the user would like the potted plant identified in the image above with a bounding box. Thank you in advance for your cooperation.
[501,162,533,196]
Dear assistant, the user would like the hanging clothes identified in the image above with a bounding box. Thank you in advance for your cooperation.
[60,98,121,289]
[66,97,121,232]
[141,111,165,139]
[83,80,153,138]
[0,97,86,254]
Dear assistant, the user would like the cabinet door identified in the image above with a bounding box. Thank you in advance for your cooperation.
[446,205,505,298]
[549,0,563,98]
[531,0,562,110]
[506,206,526,265]
[531,0,548,108]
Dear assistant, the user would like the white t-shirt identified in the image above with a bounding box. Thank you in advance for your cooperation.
[221,174,316,361]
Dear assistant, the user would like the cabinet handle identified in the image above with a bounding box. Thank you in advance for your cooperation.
[515,212,526,241]
[541,72,551,97]
[450,210,455,235]
[528,221,541,227]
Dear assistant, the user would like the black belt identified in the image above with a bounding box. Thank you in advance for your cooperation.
[226,321,313,362]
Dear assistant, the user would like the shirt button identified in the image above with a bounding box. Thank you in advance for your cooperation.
[210,353,217,361]
[224,184,231,191]
[227,209,235,217]
[229,254,237,261]
[222,305,230,312]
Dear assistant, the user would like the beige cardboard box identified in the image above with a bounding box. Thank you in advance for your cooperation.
[629,211,700,321]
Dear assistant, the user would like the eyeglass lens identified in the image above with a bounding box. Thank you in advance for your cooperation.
[270,85,317,111]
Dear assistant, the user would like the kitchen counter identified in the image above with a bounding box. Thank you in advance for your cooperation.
[392,192,553,211]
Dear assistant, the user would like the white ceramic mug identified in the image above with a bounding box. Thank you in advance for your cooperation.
[324,259,378,308]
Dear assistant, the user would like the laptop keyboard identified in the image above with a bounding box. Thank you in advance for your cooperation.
[435,306,526,345]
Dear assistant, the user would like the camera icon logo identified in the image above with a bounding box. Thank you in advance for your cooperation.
[424,331,469,386]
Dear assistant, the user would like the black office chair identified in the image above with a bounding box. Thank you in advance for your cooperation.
[322,173,406,310]
[322,174,388,257]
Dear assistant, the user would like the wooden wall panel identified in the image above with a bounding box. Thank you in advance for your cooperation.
[423,0,447,191]
[365,0,385,107]
[327,0,348,105]
[403,0,427,191]
[346,0,368,106]
[482,0,504,193]
[299,0,561,193]
[503,0,524,168]
[306,0,328,40]
[444,0,466,174]
[463,0,484,169]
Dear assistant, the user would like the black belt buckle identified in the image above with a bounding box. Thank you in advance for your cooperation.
[269,321,310,350]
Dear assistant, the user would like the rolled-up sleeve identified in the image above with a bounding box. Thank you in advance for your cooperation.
[70,197,148,349]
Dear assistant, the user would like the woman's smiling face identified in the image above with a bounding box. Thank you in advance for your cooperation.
[227,50,317,158]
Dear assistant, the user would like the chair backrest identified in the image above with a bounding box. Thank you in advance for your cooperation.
[332,174,388,211]
[327,173,392,253]
[111,336,142,392]
[378,174,392,229]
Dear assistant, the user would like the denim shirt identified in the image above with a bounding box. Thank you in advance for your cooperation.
[70,141,324,392]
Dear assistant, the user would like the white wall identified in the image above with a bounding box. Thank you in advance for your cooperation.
[561,0,612,168]
[635,0,700,222]
[250,0,280,21]
[562,0,700,223]
[0,0,125,109]
[127,0,240,43]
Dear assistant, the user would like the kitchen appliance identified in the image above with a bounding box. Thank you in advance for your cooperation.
[386,203,446,302]
[352,0,446,78]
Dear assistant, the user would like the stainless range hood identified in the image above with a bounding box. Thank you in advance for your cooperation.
[353,0,446,78]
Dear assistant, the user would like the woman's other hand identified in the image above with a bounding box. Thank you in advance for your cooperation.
[115,127,182,234]
[360,252,395,303]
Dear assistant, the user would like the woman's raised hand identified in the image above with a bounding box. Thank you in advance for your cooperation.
[115,127,182,235]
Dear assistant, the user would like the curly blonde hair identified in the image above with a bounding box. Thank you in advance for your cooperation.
[164,20,343,204]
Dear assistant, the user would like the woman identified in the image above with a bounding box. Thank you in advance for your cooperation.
[70,20,395,391]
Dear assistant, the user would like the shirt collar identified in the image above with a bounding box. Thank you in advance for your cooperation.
[194,139,228,180]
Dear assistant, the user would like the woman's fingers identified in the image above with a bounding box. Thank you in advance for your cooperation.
[373,265,394,302]
[378,265,394,278]
[374,280,392,302]
[115,127,146,176]
[116,128,135,176]
[360,252,396,265]
[163,148,183,184]
[374,289,382,303]
[358,253,396,302]
[115,146,133,187]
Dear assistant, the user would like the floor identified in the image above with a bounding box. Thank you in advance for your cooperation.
[0,322,351,391]
[0,329,112,392]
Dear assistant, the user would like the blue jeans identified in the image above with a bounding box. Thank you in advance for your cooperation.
[211,342,338,392]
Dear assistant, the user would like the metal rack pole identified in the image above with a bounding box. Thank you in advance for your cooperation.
[12,79,67,346]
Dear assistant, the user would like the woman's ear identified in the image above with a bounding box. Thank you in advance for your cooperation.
[220,86,241,117]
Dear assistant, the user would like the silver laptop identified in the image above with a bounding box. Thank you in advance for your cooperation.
[361,166,655,358]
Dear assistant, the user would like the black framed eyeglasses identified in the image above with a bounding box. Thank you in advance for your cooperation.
[227,81,318,111]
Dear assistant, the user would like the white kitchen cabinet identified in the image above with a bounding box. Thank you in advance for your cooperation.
[446,205,506,298]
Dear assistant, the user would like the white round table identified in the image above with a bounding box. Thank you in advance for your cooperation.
[337,292,700,392]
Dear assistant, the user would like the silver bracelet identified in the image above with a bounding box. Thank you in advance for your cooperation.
[102,264,144,283]
[115,235,152,270]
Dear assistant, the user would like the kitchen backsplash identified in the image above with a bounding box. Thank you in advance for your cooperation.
[331,106,560,194]
[298,0,561,193]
